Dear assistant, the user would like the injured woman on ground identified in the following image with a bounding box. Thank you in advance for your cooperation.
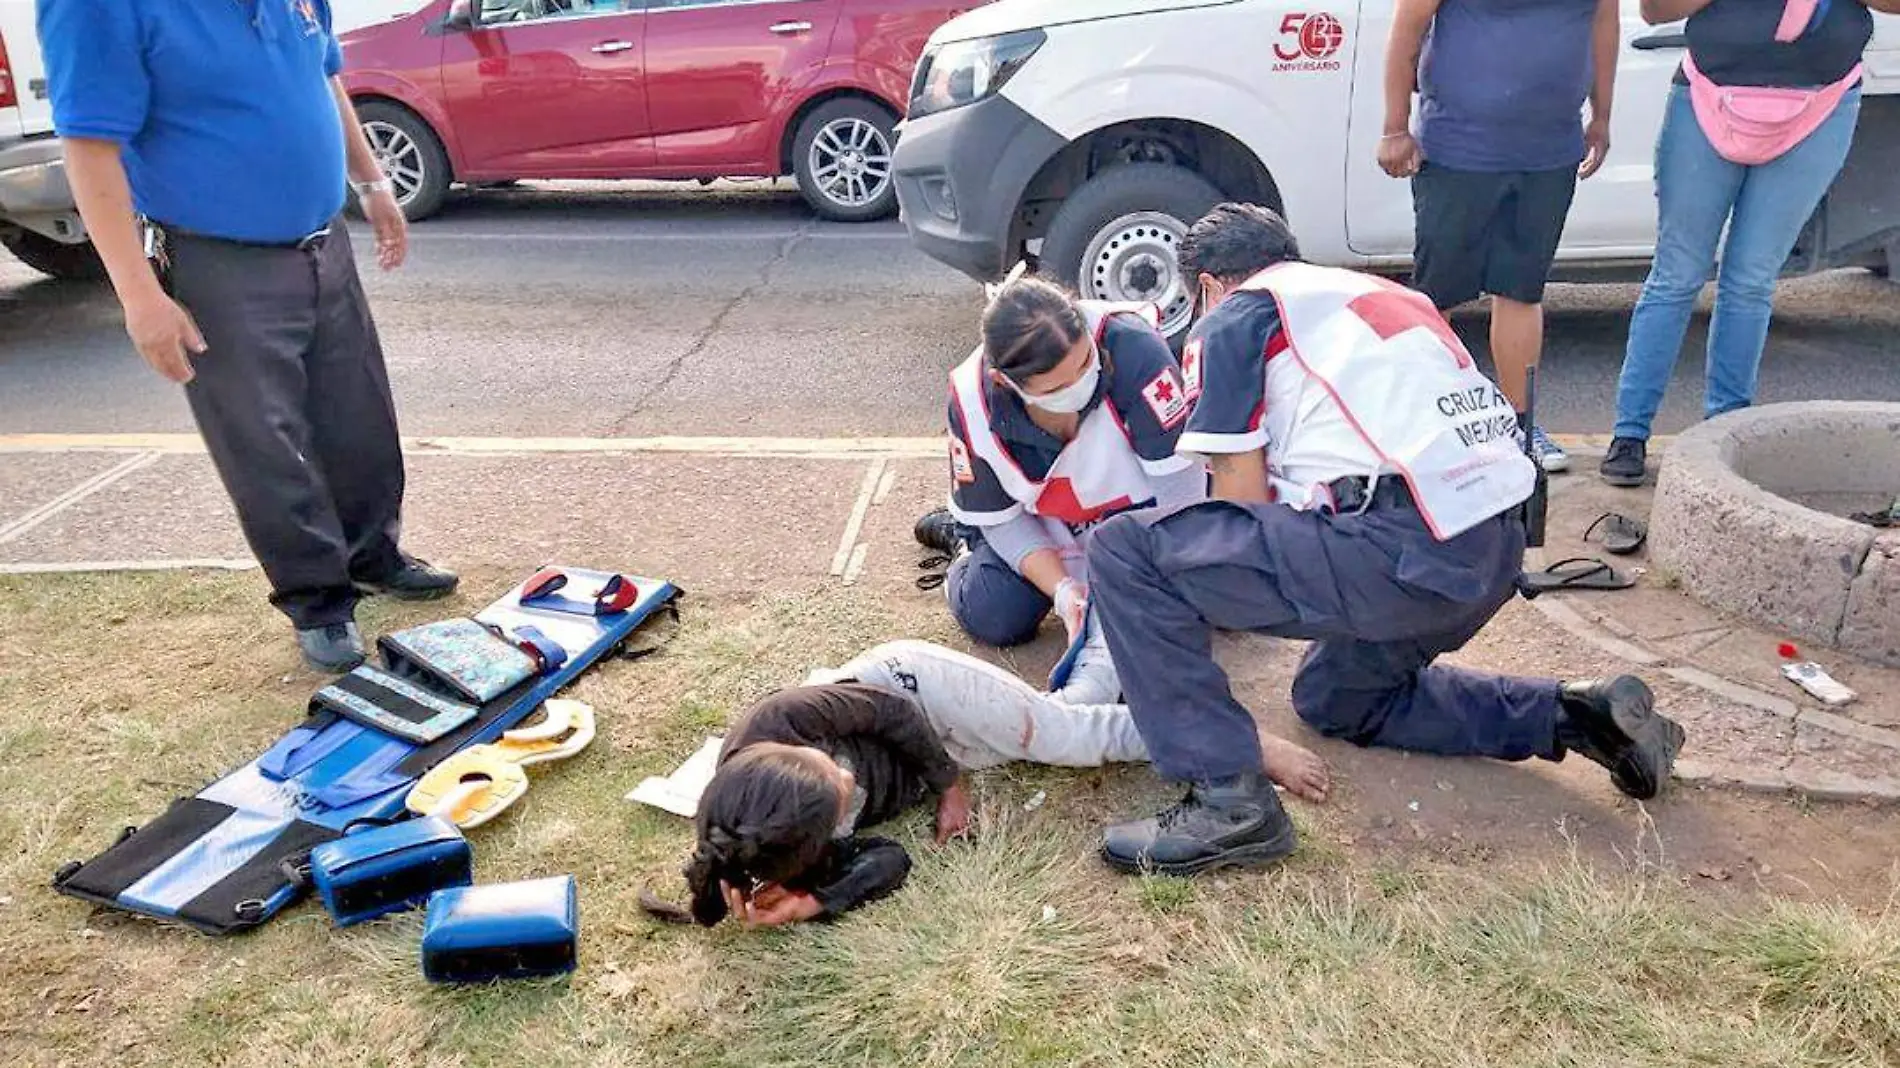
[668,639,1329,929]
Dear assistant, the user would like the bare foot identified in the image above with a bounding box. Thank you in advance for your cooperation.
[1260,732,1331,804]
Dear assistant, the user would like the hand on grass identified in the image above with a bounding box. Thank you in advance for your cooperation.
[935,779,973,845]
[724,881,823,928]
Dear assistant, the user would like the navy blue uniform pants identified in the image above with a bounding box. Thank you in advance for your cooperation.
[946,532,1052,648]
[1087,496,1562,783]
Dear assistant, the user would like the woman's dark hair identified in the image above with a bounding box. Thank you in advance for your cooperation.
[1177,202,1303,286]
[982,277,1088,384]
[683,743,841,927]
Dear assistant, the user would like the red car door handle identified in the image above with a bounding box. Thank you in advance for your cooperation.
[769,21,813,35]
[591,40,635,54]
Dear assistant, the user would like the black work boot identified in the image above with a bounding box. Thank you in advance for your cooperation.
[355,555,459,601]
[913,508,963,557]
[1598,437,1648,488]
[1101,771,1298,876]
[296,621,367,674]
[1556,676,1685,800]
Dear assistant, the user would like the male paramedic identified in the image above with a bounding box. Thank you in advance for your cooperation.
[40,0,456,673]
[1086,204,1686,877]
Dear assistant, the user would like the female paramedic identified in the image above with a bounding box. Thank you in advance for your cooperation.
[914,277,1207,654]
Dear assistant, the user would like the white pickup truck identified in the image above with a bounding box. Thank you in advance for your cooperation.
[892,0,1900,342]
[0,0,426,280]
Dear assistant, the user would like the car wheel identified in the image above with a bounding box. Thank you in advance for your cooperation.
[356,101,452,222]
[793,98,898,223]
[1,230,105,282]
[1040,163,1226,349]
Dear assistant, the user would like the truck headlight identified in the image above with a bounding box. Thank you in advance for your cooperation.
[907,30,1046,121]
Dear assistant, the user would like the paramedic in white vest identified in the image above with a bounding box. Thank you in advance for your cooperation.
[1086,204,1687,877]
[912,278,1207,704]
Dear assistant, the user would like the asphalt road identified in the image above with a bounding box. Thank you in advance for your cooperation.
[4,182,1897,440]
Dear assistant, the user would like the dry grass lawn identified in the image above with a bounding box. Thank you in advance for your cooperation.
[1,569,1897,1068]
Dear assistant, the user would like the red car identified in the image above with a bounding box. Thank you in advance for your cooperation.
[338,0,973,222]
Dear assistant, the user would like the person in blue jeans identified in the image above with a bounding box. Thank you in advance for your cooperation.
[1600,0,1892,486]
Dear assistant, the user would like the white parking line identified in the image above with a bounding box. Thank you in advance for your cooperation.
[842,542,871,587]
[0,558,256,576]
[408,229,911,243]
[831,459,887,577]
[0,452,162,546]
[0,433,946,459]
[0,431,1656,459]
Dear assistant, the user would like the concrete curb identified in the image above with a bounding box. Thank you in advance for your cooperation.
[1674,759,1900,804]
[1649,401,1900,667]
[1524,537,1900,804]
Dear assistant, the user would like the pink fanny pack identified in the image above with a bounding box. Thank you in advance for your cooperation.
[1680,0,1860,166]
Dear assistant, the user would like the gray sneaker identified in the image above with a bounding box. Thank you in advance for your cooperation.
[1530,426,1571,473]
[297,622,367,673]
[1598,437,1648,488]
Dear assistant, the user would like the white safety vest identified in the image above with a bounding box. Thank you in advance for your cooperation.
[1235,263,1536,541]
[949,302,1173,555]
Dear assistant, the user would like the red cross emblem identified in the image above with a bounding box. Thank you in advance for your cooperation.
[1141,369,1190,428]
[1036,478,1133,527]
[1347,284,1474,368]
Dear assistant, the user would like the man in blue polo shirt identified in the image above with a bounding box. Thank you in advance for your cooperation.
[1379,0,1621,476]
[40,0,456,672]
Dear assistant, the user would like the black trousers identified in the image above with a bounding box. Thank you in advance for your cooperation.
[163,221,407,628]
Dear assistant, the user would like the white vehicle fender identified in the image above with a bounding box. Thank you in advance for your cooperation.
[995,12,1355,258]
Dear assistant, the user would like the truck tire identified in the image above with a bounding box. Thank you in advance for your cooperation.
[793,98,899,223]
[1040,163,1226,348]
[1,230,106,282]
[356,100,452,222]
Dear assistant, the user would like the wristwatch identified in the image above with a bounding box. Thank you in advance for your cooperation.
[351,178,395,198]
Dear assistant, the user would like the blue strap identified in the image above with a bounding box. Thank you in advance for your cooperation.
[511,626,570,673]
[1046,604,1093,692]
[257,718,365,782]
[309,741,418,809]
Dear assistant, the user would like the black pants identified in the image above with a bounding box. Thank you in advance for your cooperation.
[1410,163,1579,309]
[164,222,407,628]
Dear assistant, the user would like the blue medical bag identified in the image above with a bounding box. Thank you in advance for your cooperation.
[308,817,473,927]
[421,875,579,983]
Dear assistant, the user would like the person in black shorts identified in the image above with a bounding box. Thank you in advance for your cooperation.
[1379,0,1622,474]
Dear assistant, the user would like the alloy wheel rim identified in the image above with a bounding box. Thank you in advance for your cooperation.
[809,118,893,209]
[363,121,426,206]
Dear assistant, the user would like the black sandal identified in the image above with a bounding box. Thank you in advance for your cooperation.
[1583,512,1648,556]
[1516,556,1636,597]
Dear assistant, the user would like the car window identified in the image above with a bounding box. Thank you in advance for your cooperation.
[639,0,752,9]
[479,0,629,23]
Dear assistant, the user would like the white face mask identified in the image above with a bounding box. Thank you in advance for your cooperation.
[1013,354,1100,414]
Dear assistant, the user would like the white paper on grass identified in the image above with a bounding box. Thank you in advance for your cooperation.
[625,736,725,818]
